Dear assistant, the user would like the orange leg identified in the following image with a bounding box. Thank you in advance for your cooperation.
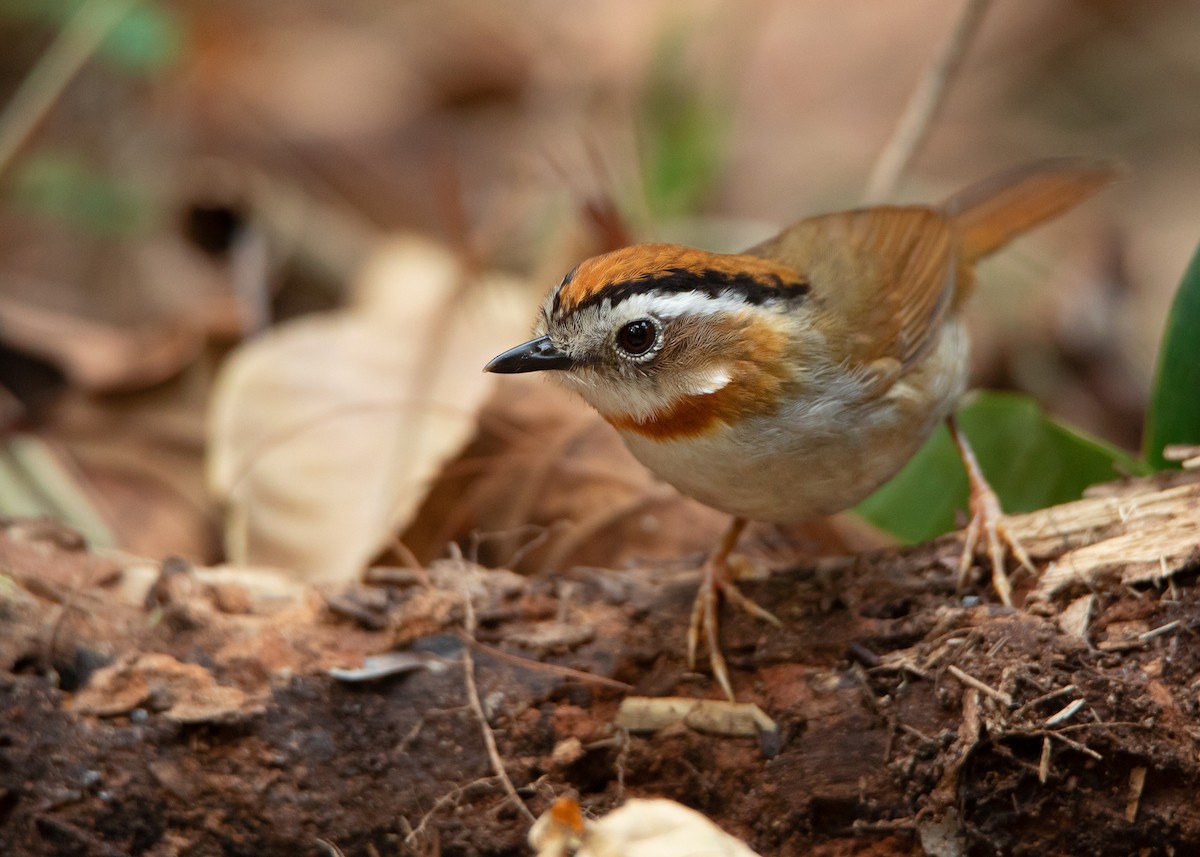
[947,416,1037,606]
[687,516,782,700]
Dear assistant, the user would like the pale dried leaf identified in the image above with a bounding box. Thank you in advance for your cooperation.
[207,236,529,583]
[530,798,761,857]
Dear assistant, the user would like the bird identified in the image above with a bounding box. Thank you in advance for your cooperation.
[485,158,1118,700]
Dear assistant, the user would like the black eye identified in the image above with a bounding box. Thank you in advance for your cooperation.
[616,319,657,356]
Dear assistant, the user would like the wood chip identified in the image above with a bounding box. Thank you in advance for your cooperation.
[1057,595,1094,643]
[1163,444,1200,465]
[615,697,777,738]
[1125,767,1147,822]
[1027,481,1200,596]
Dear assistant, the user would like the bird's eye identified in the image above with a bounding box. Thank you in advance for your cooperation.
[616,319,658,357]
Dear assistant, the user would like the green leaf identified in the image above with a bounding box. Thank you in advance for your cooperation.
[637,29,728,220]
[101,2,182,73]
[6,150,155,236]
[1143,240,1200,469]
[0,0,182,74]
[856,391,1146,544]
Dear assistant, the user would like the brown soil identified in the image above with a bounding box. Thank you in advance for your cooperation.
[2,473,1199,857]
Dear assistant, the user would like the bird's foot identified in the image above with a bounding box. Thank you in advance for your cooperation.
[947,417,1038,607]
[687,551,782,702]
[957,477,1037,607]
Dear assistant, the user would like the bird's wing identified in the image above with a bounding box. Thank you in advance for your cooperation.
[745,206,958,370]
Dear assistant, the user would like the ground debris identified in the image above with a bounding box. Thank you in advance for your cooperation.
[2,471,1200,855]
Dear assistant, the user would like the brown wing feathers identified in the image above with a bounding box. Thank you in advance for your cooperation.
[747,158,1118,370]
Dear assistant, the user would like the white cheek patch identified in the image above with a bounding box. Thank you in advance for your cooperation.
[689,366,731,396]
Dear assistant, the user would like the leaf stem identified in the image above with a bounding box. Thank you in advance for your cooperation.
[0,0,141,180]
[862,0,992,203]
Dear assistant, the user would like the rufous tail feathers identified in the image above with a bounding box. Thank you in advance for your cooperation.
[943,157,1121,263]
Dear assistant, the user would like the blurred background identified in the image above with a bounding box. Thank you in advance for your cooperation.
[1,0,1198,570]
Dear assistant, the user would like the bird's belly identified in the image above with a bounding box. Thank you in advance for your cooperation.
[621,409,930,523]
[619,323,969,523]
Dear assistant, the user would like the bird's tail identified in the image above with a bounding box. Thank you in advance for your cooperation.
[943,158,1122,263]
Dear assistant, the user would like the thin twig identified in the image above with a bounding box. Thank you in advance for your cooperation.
[403,776,501,847]
[1043,698,1086,728]
[460,634,633,692]
[1139,619,1181,641]
[0,0,142,179]
[947,664,1013,706]
[862,0,992,203]
[1045,730,1103,761]
[388,535,425,573]
[1016,684,1077,716]
[460,593,537,825]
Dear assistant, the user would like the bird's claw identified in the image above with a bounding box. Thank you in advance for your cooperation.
[687,557,781,701]
[957,477,1037,607]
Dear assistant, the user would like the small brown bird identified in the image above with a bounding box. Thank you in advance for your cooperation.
[486,159,1117,699]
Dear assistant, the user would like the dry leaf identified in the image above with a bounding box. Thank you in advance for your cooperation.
[70,653,265,724]
[207,236,529,583]
[530,797,761,857]
[0,297,201,393]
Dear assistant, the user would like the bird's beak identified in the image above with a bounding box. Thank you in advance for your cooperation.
[484,335,575,374]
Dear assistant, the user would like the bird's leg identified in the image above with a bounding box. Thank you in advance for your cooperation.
[947,416,1037,606]
[687,516,782,700]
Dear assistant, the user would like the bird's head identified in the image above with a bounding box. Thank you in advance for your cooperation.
[485,244,811,439]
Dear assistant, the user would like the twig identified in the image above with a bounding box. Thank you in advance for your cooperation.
[899,722,940,746]
[388,535,425,574]
[467,524,557,569]
[1139,619,1181,641]
[538,488,666,573]
[862,0,992,203]
[1045,730,1103,761]
[460,593,537,825]
[0,0,142,179]
[459,634,633,692]
[1043,698,1085,728]
[1016,684,1077,716]
[947,664,1013,706]
[403,776,501,847]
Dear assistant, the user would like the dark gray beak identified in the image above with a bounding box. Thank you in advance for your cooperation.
[484,335,575,374]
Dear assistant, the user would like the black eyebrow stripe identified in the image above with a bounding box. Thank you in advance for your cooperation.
[550,264,580,315]
[566,267,809,314]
